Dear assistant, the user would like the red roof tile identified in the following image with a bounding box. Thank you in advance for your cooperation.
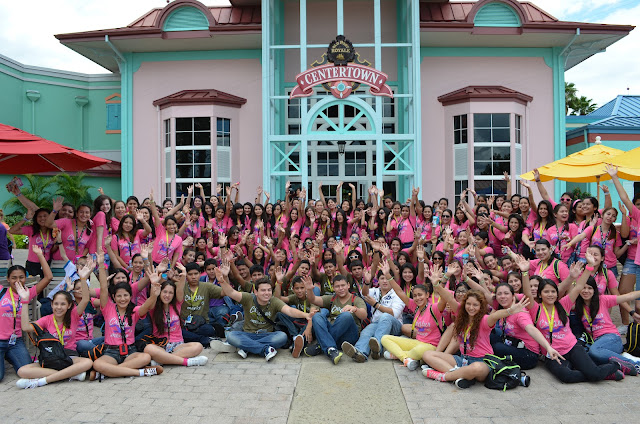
[152,89,247,110]
[437,86,533,106]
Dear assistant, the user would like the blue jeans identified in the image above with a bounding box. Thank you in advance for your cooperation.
[182,324,217,347]
[76,337,105,357]
[226,331,287,356]
[312,312,359,353]
[209,296,243,327]
[354,313,402,357]
[135,316,153,341]
[588,332,639,365]
[276,312,308,339]
[0,337,32,382]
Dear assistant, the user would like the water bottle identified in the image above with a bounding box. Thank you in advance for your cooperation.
[520,374,531,387]
[462,253,469,265]
[432,215,440,227]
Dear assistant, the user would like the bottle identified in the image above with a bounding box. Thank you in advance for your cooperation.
[462,253,469,265]
[432,215,440,227]
[520,374,531,387]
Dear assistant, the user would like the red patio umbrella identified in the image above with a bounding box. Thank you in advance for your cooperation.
[0,123,111,173]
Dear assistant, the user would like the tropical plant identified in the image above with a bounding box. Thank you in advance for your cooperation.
[53,172,93,207]
[571,186,592,200]
[2,174,55,212]
[565,82,597,115]
[565,82,577,115]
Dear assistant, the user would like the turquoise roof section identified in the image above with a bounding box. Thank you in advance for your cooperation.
[474,2,522,27]
[163,6,210,32]
[588,95,640,118]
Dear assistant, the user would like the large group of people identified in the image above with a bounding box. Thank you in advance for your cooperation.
[2,165,640,390]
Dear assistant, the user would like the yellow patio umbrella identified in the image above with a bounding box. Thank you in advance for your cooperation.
[607,146,640,181]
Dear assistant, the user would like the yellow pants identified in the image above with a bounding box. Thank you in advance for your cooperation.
[381,335,435,361]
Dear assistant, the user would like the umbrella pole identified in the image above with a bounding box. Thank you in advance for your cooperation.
[596,175,600,204]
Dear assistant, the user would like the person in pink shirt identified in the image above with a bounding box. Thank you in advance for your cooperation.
[110,212,152,268]
[91,253,163,379]
[9,208,55,277]
[211,206,232,246]
[0,246,53,382]
[14,260,94,389]
[548,204,578,263]
[91,195,114,257]
[522,252,623,383]
[522,200,554,251]
[150,191,183,268]
[517,182,538,234]
[422,266,530,389]
[143,262,208,367]
[575,276,640,374]
[112,200,127,233]
[526,239,570,286]
[46,197,93,262]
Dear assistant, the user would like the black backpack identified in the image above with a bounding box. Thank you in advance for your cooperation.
[28,323,73,371]
[625,323,640,357]
[483,354,524,391]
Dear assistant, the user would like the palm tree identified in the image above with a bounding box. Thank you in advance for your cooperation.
[2,174,55,212]
[569,96,598,116]
[565,82,577,115]
[53,173,94,207]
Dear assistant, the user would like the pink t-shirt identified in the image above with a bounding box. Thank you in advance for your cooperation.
[630,206,640,266]
[111,229,145,266]
[581,295,619,339]
[530,296,576,356]
[530,259,569,285]
[56,218,92,260]
[579,225,622,268]
[521,210,537,233]
[389,216,416,244]
[0,286,37,339]
[102,301,144,346]
[457,314,494,358]
[498,310,539,354]
[76,308,94,342]
[151,302,184,343]
[451,221,470,237]
[35,309,80,351]
[523,222,551,244]
[22,226,55,262]
[89,211,109,253]
[547,223,578,262]
[211,217,232,240]
[110,217,121,234]
[407,299,443,346]
[593,269,618,295]
[184,216,205,240]
[151,224,183,264]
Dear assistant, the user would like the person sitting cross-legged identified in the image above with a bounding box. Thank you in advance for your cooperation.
[218,260,311,361]
[303,274,367,365]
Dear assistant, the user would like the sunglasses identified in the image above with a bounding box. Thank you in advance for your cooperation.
[561,198,572,202]
[433,257,444,261]
[442,215,451,218]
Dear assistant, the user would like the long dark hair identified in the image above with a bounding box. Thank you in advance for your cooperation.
[31,208,52,237]
[536,279,568,325]
[493,283,515,310]
[137,206,156,239]
[250,203,264,231]
[92,195,113,222]
[52,290,74,328]
[116,214,137,241]
[507,214,525,245]
[77,204,93,235]
[151,280,180,335]
[534,200,555,228]
[230,203,245,227]
[575,277,600,327]
[108,282,136,326]
[333,209,349,240]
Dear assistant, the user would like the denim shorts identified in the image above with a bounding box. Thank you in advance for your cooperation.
[622,258,639,276]
[454,354,485,368]
[166,342,183,353]
[103,344,138,364]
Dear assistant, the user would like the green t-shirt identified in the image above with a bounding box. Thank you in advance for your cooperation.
[320,294,366,328]
[287,294,311,313]
[317,273,335,295]
[240,292,286,333]
[345,275,365,296]
[180,282,223,320]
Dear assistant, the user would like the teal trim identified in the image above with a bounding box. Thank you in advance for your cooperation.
[122,52,134,198]
[306,99,376,136]
[163,7,209,32]
[131,50,261,73]
[551,47,566,196]
[262,1,271,193]
[420,47,553,68]
[474,3,521,27]
[106,103,121,131]
[411,0,422,195]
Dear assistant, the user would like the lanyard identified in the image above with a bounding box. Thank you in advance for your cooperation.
[325,276,333,293]
[187,285,199,306]
[80,307,90,337]
[8,288,18,332]
[165,231,175,257]
[411,305,427,338]
[599,226,610,247]
[582,306,593,334]
[555,225,564,247]
[115,308,128,346]
[463,324,472,355]
[165,309,171,339]
[536,261,550,277]
[302,299,307,313]
[538,223,546,238]
[40,230,50,250]
[542,304,555,344]
[74,221,86,254]
[52,316,66,345]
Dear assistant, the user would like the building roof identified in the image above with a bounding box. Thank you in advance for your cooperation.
[152,89,247,110]
[588,95,640,118]
[421,1,556,24]
[566,95,640,140]
[437,85,533,106]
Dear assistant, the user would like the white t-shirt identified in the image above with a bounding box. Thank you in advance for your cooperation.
[369,287,405,324]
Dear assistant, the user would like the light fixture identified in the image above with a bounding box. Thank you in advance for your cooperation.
[337,140,346,155]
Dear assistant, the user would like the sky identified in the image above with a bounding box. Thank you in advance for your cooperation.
[0,0,638,107]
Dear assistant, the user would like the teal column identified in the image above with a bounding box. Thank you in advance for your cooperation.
[261,0,272,192]
[411,0,422,194]
[300,0,309,193]
[551,47,566,197]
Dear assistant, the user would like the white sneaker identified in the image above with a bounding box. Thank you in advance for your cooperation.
[188,355,209,367]
[237,349,248,359]
[69,371,86,382]
[622,351,640,361]
[383,351,397,360]
[16,379,39,389]
[211,339,237,353]
[265,346,278,362]
[618,325,628,335]
[150,360,159,366]
[420,364,433,371]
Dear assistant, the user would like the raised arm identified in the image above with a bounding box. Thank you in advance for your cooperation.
[566,257,589,304]
[217,260,242,303]
[97,252,109,309]
[381,259,410,305]
[533,169,552,203]
[16,282,34,332]
[174,262,186,303]
[515,253,536,306]
[605,165,634,212]
[487,295,530,328]
[33,246,53,294]
[139,273,161,317]
[75,258,94,315]
[45,196,64,229]
[9,209,34,235]
[303,275,324,307]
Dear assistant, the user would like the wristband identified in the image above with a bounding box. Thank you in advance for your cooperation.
[585,266,595,272]
[373,302,379,309]
[52,210,58,214]
[521,271,529,276]
[21,301,29,304]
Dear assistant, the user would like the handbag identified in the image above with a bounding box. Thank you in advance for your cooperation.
[184,314,206,332]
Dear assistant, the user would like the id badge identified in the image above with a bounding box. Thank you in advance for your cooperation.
[119,344,129,356]
[186,315,193,324]
[461,356,468,367]
[8,333,17,345]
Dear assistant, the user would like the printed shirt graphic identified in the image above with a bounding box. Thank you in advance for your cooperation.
[35,309,80,351]
[455,314,494,358]
[320,294,366,328]
[152,301,184,343]
[101,301,144,346]
[151,224,183,264]
[21,226,55,261]
[407,298,443,346]
[239,292,285,333]
[0,286,37,339]
[180,283,223,320]
[56,218,91,258]
[581,295,618,339]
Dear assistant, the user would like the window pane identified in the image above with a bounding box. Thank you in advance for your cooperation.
[383,123,395,134]
[493,162,510,175]
[329,164,339,176]
[345,164,355,176]
[474,162,493,176]
[454,115,460,130]
[176,132,192,146]
[194,132,211,146]
[356,152,366,160]
[461,115,467,128]
[493,147,510,161]
[176,151,193,164]
[194,150,211,163]
[474,180,492,195]
[461,130,468,144]
[224,119,230,132]
[474,129,491,143]
[193,117,210,131]
[492,129,510,142]
[454,132,461,144]
[492,114,510,128]
[383,103,394,117]
[356,164,366,176]
[493,180,508,195]
[216,118,223,132]
[345,152,355,164]
[194,164,211,178]
[176,165,193,178]
[329,152,339,161]
[474,147,491,161]
[176,118,192,132]
[474,114,491,128]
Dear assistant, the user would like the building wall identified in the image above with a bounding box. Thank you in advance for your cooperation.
[420,54,555,203]
[131,58,262,202]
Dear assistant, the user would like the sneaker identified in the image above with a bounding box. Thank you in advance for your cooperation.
[292,335,304,358]
[403,358,420,371]
[605,370,625,381]
[327,347,343,365]
[150,360,159,366]
[618,325,628,335]
[143,366,163,377]
[304,341,322,357]
[609,357,638,376]
[228,311,243,326]
[341,341,366,363]
[69,371,86,382]
[421,365,433,371]
[454,378,476,389]
[188,356,209,367]
[210,339,237,353]
[16,379,39,389]
[265,346,278,362]
[384,351,397,360]
[422,368,445,381]
[89,370,105,382]
[369,337,381,360]
[237,349,248,359]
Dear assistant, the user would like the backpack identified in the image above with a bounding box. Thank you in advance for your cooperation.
[330,293,370,330]
[625,322,640,357]
[482,354,524,391]
[27,323,73,371]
